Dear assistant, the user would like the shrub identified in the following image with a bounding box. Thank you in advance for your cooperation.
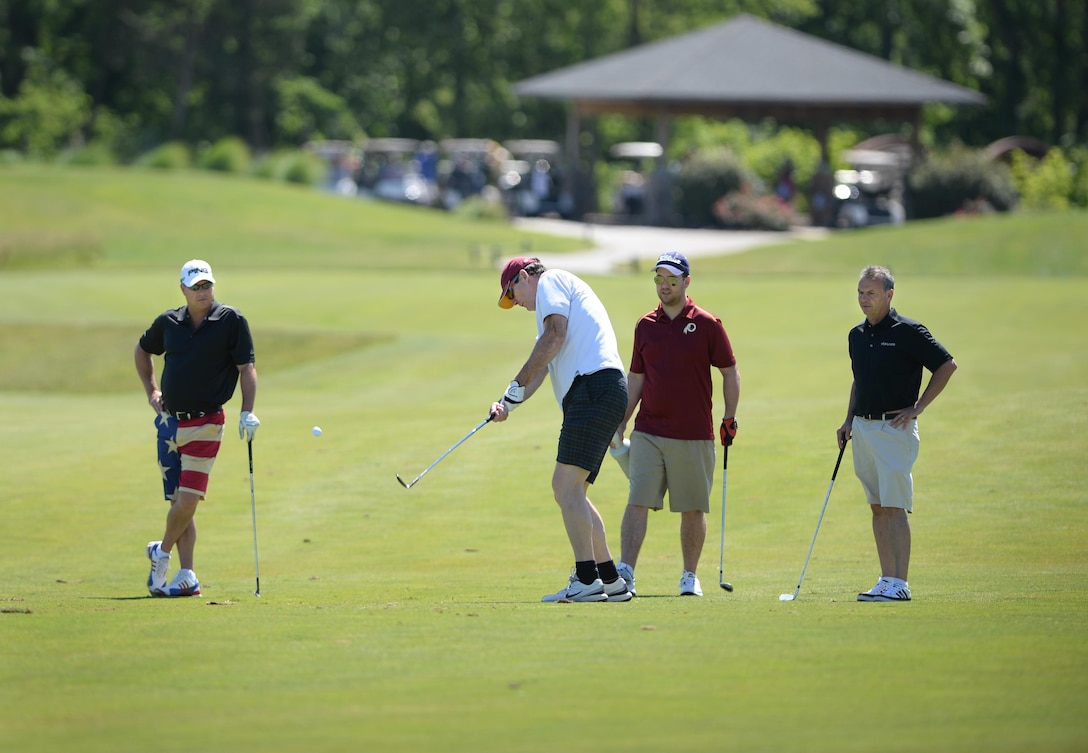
[282,150,326,185]
[1009,148,1074,211]
[906,147,1017,218]
[453,187,508,221]
[673,147,750,227]
[712,184,795,231]
[197,136,251,173]
[138,142,192,170]
[252,150,293,180]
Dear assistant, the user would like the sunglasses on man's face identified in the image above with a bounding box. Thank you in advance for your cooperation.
[188,281,213,291]
[654,274,682,286]
[504,275,520,300]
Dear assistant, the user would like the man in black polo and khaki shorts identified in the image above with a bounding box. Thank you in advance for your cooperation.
[836,266,957,602]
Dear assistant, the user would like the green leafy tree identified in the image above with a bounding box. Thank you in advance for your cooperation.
[0,53,90,157]
[274,76,363,143]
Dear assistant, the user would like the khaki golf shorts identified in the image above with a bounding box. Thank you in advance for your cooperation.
[627,431,715,513]
[851,416,919,512]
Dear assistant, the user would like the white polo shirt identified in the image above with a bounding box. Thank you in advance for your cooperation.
[535,269,624,404]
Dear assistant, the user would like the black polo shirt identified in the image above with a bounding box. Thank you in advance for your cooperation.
[849,308,952,416]
[139,302,255,414]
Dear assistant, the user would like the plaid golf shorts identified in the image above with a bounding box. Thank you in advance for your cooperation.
[156,410,225,500]
[557,369,628,484]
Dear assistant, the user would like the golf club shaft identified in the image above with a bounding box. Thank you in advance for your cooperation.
[248,439,261,596]
[719,445,733,591]
[790,441,847,598]
[399,414,493,489]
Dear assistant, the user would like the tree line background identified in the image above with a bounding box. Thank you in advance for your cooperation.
[0,0,1085,161]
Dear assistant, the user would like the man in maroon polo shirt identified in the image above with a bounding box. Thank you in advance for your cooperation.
[614,252,741,597]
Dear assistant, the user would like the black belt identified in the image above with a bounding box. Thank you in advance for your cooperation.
[169,408,221,421]
[856,412,901,421]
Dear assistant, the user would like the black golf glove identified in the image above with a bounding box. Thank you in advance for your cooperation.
[719,417,738,447]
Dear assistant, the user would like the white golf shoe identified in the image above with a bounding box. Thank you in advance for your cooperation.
[146,541,170,595]
[603,577,633,602]
[155,568,201,598]
[679,570,703,596]
[857,577,892,602]
[541,574,607,603]
[616,561,636,597]
[872,580,911,602]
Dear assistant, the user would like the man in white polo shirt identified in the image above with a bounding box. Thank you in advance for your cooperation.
[491,257,632,603]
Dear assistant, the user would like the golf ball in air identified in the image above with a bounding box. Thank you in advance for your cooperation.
[312,426,323,437]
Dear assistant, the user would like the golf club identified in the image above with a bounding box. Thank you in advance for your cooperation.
[779,440,848,602]
[719,445,733,592]
[397,414,493,489]
[248,439,261,597]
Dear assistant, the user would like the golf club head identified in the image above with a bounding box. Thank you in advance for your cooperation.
[396,474,413,489]
[779,593,796,601]
[719,582,734,592]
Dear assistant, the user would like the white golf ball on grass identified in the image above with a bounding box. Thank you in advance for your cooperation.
[312,426,323,437]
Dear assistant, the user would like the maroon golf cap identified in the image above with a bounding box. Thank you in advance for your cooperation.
[497,257,536,309]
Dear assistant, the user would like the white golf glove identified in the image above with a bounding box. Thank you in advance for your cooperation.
[239,410,260,441]
[501,381,525,413]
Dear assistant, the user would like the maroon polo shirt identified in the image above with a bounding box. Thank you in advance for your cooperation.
[630,297,736,440]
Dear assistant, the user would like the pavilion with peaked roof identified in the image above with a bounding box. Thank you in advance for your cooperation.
[513,13,986,222]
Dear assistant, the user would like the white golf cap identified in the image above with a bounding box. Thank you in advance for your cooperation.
[180,259,215,287]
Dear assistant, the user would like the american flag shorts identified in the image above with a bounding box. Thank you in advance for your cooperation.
[156,410,225,500]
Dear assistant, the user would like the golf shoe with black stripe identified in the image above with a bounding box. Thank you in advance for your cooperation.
[857,577,891,602]
[872,580,911,601]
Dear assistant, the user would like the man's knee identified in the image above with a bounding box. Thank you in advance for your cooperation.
[551,464,589,506]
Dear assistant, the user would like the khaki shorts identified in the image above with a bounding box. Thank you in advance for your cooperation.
[627,431,715,513]
[851,416,920,512]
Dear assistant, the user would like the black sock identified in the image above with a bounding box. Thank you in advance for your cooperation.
[575,560,599,585]
[597,560,619,584]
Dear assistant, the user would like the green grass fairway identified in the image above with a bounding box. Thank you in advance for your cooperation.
[1,166,1086,753]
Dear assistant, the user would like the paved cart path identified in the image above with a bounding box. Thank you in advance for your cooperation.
[513,217,828,274]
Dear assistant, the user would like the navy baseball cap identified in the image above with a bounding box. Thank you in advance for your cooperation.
[655,251,690,277]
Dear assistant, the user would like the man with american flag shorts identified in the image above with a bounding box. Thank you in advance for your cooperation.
[134,259,260,597]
